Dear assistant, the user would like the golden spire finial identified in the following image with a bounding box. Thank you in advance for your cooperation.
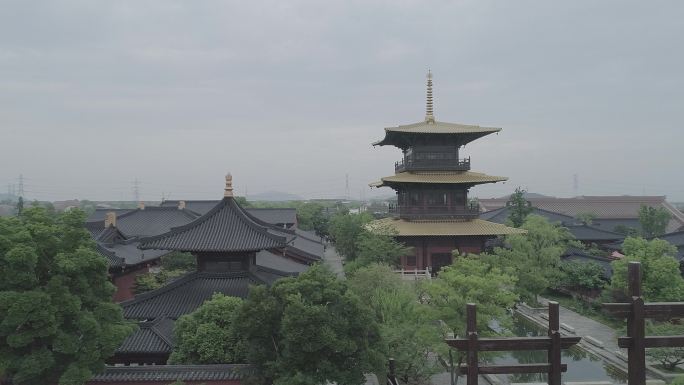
[224,173,234,198]
[425,70,435,123]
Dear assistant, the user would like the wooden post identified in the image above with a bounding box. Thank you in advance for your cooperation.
[627,262,646,385]
[547,301,561,385]
[466,303,479,385]
[388,358,398,385]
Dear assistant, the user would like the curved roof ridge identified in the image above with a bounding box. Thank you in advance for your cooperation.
[138,197,286,252]
[121,271,250,310]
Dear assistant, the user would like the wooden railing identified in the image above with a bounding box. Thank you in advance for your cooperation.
[393,267,431,280]
[387,204,480,220]
[395,156,471,173]
[603,261,684,385]
[445,302,581,385]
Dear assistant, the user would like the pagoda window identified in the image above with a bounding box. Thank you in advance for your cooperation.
[454,191,466,206]
[410,191,420,206]
[425,191,447,207]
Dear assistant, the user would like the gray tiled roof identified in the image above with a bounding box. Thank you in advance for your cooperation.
[103,241,171,267]
[159,200,221,215]
[256,250,309,273]
[140,198,286,252]
[108,207,200,238]
[478,195,684,232]
[564,224,625,242]
[246,208,297,225]
[90,364,249,382]
[479,206,575,224]
[121,269,288,320]
[562,249,614,279]
[117,317,174,354]
[95,244,125,268]
[87,208,134,222]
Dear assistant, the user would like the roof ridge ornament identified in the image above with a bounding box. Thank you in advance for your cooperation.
[425,70,435,124]
[224,173,234,198]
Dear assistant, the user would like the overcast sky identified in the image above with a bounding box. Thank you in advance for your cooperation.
[1,0,683,202]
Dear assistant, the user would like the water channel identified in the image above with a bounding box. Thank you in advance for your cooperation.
[489,316,627,384]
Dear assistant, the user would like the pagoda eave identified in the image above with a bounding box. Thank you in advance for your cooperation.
[369,171,507,189]
[368,218,526,237]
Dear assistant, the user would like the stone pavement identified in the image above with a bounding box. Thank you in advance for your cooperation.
[322,243,345,279]
[536,296,622,354]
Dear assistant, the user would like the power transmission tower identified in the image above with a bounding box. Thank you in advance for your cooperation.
[17,174,25,198]
[133,178,140,202]
[345,174,350,201]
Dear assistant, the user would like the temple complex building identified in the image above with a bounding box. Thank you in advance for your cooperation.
[370,72,523,273]
[110,175,307,366]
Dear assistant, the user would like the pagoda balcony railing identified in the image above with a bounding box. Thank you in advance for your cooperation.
[388,203,480,220]
[395,156,471,173]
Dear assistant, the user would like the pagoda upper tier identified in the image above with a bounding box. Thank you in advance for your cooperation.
[372,120,500,149]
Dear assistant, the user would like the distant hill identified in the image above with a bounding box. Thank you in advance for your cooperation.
[248,191,304,202]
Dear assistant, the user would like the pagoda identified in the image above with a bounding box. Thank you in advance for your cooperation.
[370,72,524,273]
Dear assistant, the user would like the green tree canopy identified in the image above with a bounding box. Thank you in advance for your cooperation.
[327,212,373,260]
[609,237,684,302]
[638,205,671,238]
[236,265,381,385]
[347,264,441,384]
[346,224,410,272]
[169,293,245,364]
[295,202,329,237]
[557,261,605,292]
[0,207,135,385]
[505,187,533,228]
[486,215,575,303]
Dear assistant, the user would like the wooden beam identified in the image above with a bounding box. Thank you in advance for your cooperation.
[446,336,581,351]
[618,335,684,348]
[458,363,568,375]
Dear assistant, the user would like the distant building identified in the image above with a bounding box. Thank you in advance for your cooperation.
[479,195,684,233]
[369,72,522,273]
[480,206,625,246]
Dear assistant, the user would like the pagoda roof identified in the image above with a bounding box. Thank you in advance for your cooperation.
[369,217,525,237]
[116,317,174,355]
[373,120,500,148]
[370,171,507,188]
[139,197,287,253]
[121,269,294,320]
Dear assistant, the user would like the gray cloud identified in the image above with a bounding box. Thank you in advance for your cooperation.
[1,0,683,201]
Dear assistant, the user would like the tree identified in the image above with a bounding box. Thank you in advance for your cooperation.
[236,265,381,385]
[486,215,574,303]
[575,212,597,226]
[346,224,410,272]
[422,256,518,384]
[638,205,670,238]
[160,252,196,271]
[505,187,532,228]
[169,293,245,364]
[295,202,329,237]
[646,322,684,371]
[557,261,605,293]
[327,212,373,260]
[347,264,442,384]
[0,207,135,385]
[609,237,684,302]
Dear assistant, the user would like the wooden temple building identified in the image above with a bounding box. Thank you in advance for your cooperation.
[370,72,523,272]
[107,175,315,367]
[86,192,321,302]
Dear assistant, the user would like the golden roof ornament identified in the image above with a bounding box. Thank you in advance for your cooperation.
[425,70,435,124]
[224,173,234,198]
